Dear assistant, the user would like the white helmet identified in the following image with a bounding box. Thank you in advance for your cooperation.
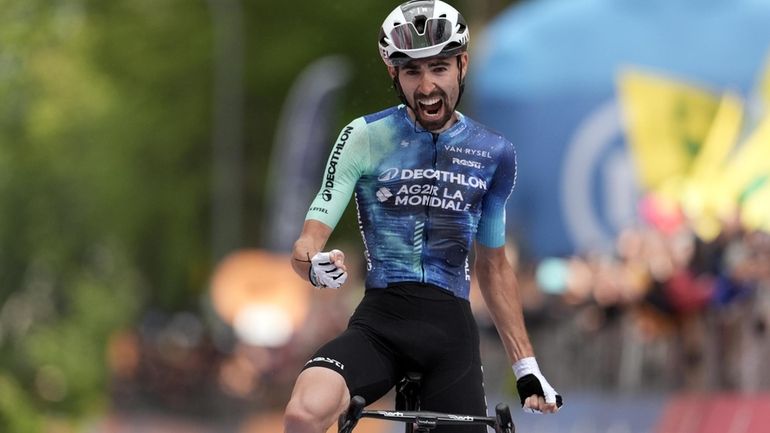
[378,0,470,67]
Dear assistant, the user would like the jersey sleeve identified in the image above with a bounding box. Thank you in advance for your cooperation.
[476,139,517,248]
[305,117,369,228]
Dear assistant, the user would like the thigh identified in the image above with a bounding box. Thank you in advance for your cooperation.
[304,327,400,406]
[287,366,350,424]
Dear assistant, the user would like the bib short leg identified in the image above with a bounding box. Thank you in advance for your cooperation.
[303,283,487,433]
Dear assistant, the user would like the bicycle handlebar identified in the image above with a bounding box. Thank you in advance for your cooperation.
[338,397,514,433]
[360,409,498,426]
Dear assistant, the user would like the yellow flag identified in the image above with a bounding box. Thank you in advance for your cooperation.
[733,52,770,234]
[680,93,744,240]
[688,93,744,182]
[617,70,720,190]
[741,176,770,233]
[720,115,770,201]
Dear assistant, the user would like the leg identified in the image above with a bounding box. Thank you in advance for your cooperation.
[284,367,349,433]
[285,324,400,433]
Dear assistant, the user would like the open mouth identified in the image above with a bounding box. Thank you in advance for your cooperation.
[417,96,444,118]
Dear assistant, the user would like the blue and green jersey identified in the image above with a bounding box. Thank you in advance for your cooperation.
[306,105,516,300]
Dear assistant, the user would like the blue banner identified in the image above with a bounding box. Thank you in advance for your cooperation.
[469,0,770,257]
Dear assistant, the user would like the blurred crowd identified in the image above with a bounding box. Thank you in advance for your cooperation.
[512,199,770,394]
[107,280,358,421]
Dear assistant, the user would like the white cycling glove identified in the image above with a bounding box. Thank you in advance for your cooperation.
[309,250,348,289]
[512,357,563,413]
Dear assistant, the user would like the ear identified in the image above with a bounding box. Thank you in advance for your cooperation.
[388,65,398,79]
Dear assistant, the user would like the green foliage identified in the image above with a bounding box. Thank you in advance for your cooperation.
[0,0,208,428]
[81,0,213,308]
[0,375,42,433]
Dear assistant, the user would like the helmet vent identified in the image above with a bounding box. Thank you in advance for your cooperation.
[390,52,409,62]
[414,15,427,33]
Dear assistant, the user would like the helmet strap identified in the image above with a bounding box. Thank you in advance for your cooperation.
[453,55,465,113]
[392,72,409,107]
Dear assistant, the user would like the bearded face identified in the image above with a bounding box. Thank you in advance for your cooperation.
[391,54,467,133]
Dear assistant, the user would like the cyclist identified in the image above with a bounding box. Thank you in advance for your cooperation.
[284,2,562,432]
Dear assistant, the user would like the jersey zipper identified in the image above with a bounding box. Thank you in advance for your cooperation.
[420,133,440,283]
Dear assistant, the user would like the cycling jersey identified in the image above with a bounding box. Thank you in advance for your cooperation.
[306,105,516,299]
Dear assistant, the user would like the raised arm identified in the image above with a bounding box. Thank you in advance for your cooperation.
[291,119,368,288]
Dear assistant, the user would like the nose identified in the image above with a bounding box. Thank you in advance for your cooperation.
[417,73,436,95]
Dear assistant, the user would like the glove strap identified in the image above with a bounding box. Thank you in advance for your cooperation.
[308,265,322,288]
[512,356,540,379]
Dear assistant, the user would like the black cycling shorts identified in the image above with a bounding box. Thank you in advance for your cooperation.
[303,282,487,433]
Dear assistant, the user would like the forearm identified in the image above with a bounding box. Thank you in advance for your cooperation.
[477,247,563,412]
[291,238,317,281]
[475,248,534,362]
[291,220,332,281]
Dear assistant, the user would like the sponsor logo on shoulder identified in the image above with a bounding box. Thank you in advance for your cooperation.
[321,125,354,201]
[309,206,328,214]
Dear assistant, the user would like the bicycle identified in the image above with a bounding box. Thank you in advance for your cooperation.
[338,372,515,433]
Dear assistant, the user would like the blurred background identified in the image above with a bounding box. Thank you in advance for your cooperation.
[2,0,770,432]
